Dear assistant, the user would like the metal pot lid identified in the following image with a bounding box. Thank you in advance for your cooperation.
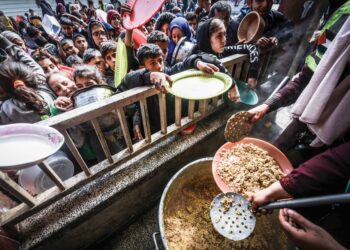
[71,84,116,99]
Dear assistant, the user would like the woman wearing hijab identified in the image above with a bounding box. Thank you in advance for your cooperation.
[166,17,196,65]
[107,10,125,40]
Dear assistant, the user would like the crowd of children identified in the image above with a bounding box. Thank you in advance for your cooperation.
[1,0,292,160]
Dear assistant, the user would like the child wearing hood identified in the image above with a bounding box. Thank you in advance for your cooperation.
[87,20,109,49]
[196,18,260,90]
[166,17,196,66]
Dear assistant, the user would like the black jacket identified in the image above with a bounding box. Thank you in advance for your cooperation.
[196,19,260,78]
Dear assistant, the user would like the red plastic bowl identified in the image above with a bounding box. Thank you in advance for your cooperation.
[132,29,147,49]
[123,0,165,30]
[212,137,293,193]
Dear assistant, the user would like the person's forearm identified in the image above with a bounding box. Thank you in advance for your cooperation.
[266,181,293,200]
[124,29,132,47]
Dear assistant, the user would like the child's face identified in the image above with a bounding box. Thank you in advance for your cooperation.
[172,27,183,44]
[248,0,273,18]
[62,41,79,56]
[88,56,106,74]
[74,36,88,54]
[104,49,116,71]
[91,25,107,48]
[155,41,169,59]
[49,74,77,97]
[210,26,226,54]
[144,55,164,72]
[161,23,170,37]
[38,58,59,75]
[62,24,74,37]
[75,76,98,89]
[110,15,121,30]
[188,19,198,32]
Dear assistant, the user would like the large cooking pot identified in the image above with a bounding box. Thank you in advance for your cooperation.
[71,85,119,130]
[155,158,293,250]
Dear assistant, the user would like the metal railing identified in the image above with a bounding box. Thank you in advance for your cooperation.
[0,53,272,227]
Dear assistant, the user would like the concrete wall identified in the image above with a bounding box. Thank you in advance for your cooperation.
[18,108,230,250]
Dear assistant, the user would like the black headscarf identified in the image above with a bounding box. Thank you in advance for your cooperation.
[196,18,215,54]
[87,20,110,49]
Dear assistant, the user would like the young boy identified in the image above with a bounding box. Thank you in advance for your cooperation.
[118,43,219,132]
[60,39,80,57]
[147,31,169,60]
[59,17,75,40]
[73,34,88,57]
[82,48,106,76]
[185,12,198,36]
[100,41,117,87]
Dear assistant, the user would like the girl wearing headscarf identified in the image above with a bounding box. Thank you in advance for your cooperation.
[196,18,260,89]
[87,20,110,49]
[166,17,196,65]
[107,10,125,40]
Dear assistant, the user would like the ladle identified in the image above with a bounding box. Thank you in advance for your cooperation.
[210,192,350,241]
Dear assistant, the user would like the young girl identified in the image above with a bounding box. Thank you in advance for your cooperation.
[0,61,55,124]
[196,18,260,90]
[167,17,196,65]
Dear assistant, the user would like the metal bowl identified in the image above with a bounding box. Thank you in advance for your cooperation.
[72,85,118,130]
[72,85,116,108]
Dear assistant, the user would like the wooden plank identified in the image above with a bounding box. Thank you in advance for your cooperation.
[188,100,195,119]
[158,93,167,134]
[0,172,36,207]
[221,54,248,67]
[62,130,92,176]
[91,118,113,164]
[140,98,151,143]
[199,100,208,116]
[116,107,133,153]
[175,97,182,127]
[234,62,243,79]
[37,55,248,132]
[261,51,272,79]
[38,161,66,191]
[241,60,250,81]
[38,87,159,131]
[257,53,266,78]
[212,97,219,107]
